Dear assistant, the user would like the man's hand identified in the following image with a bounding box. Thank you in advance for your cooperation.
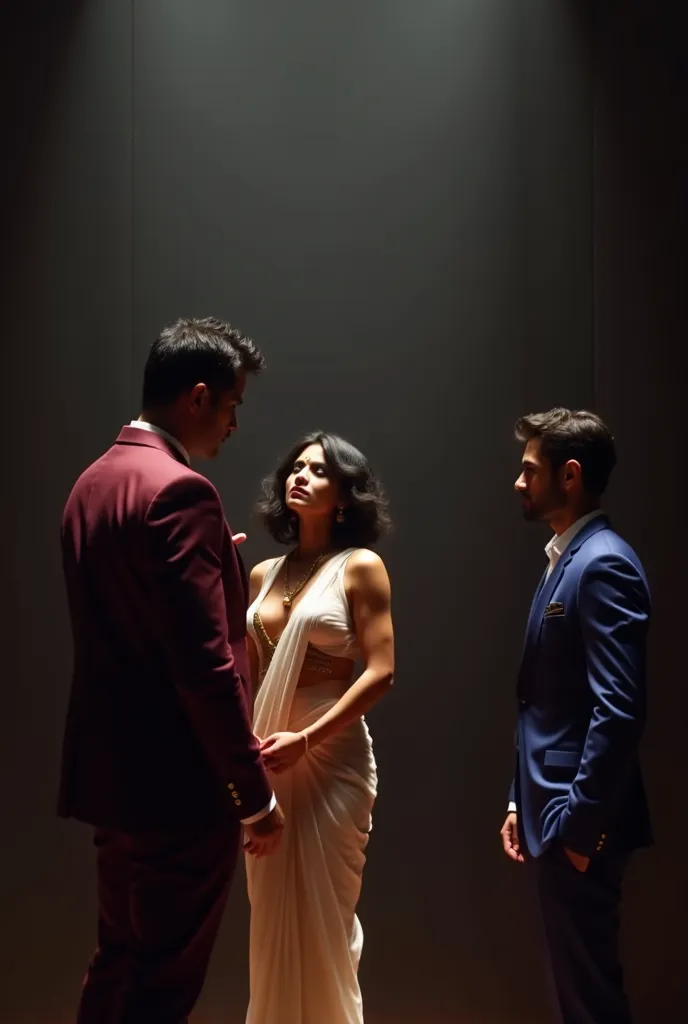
[500,812,525,863]
[564,846,590,872]
[244,803,285,857]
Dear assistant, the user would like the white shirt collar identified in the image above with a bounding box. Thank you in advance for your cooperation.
[545,509,605,573]
[128,420,190,465]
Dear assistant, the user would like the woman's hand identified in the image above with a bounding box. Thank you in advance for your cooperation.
[260,731,307,774]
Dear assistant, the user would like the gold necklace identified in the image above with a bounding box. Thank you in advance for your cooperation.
[283,550,327,608]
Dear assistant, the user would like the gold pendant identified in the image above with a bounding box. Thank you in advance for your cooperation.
[283,595,292,608]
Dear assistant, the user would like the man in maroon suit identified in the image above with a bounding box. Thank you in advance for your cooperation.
[59,316,284,1023]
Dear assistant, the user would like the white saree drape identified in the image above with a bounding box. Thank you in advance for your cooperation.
[245,550,377,1024]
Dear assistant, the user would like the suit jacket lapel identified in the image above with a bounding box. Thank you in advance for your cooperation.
[523,566,547,643]
[518,516,611,698]
[523,558,565,653]
[522,514,611,657]
[535,555,567,624]
[517,556,569,701]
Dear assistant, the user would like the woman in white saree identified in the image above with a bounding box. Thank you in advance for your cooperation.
[244,432,394,1024]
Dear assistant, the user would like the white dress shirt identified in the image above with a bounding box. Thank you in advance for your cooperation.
[128,420,275,826]
[508,509,605,814]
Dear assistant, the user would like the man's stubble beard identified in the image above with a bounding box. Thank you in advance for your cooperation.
[522,489,567,525]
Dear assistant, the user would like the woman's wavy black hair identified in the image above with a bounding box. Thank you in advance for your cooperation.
[256,432,391,547]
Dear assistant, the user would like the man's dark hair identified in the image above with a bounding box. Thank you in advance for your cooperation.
[515,407,616,497]
[142,316,265,408]
[256,432,392,548]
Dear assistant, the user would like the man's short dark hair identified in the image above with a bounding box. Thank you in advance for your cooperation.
[515,407,617,497]
[142,316,265,408]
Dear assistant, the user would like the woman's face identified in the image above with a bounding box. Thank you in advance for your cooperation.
[285,444,341,520]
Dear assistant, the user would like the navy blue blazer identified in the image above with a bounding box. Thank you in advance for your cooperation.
[511,514,653,859]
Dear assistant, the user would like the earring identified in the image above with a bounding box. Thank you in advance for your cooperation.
[336,505,345,524]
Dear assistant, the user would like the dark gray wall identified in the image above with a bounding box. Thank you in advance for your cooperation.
[592,3,688,1017]
[1,1,135,1018]
[1,2,682,1022]
[132,10,590,1022]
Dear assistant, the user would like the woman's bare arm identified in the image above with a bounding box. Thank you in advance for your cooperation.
[301,549,394,748]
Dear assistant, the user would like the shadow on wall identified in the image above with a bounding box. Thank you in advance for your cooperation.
[592,1,688,1017]
[1,2,89,303]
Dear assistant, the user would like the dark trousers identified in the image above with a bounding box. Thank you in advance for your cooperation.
[76,822,240,1024]
[531,843,632,1024]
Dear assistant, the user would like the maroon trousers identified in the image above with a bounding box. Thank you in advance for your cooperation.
[76,822,240,1024]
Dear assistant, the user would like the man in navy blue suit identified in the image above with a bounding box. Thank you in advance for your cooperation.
[500,408,653,1024]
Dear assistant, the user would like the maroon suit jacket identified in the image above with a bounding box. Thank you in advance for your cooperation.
[58,426,272,832]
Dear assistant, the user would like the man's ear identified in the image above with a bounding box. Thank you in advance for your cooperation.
[188,382,209,412]
[562,458,582,490]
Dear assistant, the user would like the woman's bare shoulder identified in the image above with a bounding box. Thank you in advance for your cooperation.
[344,548,389,589]
[250,557,277,582]
[347,547,386,569]
[249,557,282,600]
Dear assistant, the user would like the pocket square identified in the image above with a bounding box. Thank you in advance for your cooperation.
[544,602,565,618]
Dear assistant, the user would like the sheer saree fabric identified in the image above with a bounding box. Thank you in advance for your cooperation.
[245,550,377,1024]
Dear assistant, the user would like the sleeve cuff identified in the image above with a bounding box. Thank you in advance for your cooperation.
[507,801,517,813]
[240,792,276,826]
